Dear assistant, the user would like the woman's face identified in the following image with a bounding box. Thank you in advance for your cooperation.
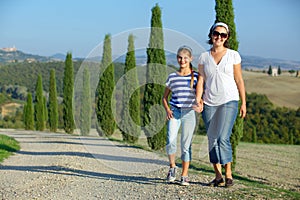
[211,26,228,47]
[177,50,192,69]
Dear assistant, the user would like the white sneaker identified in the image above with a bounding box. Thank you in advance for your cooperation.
[166,167,176,182]
[180,176,190,186]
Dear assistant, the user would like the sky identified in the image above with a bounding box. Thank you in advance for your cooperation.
[1,0,300,61]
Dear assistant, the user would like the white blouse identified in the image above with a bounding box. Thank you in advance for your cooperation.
[198,49,241,106]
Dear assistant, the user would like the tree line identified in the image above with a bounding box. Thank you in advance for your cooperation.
[0,61,82,97]
[20,52,92,135]
[242,93,300,145]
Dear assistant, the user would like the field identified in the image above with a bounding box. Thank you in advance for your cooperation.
[242,71,300,109]
[1,103,22,117]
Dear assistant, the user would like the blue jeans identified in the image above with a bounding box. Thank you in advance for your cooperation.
[166,106,196,162]
[202,101,238,165]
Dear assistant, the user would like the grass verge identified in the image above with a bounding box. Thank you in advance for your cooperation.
[0,134,20,163]
[188,161,300,200]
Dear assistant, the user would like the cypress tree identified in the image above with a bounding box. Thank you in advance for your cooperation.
[49,69,58,132]
[278,66,281,75]
[58,104,64,129]
[95,34,116,136]
[268,65,272,75]
[215,0,238,50]
[35,74,45,131]
[252,126,257,143]
[63,52,75,134]
[80,68,91,136]
[24,93,34,130]
[120,34,140,143]
[289,130,294,145]
[23,103,27,127]
[143,4,167,150]
[43,96,48,128]
[214,0,242,169]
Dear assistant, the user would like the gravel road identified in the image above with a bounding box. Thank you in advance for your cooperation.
[0,129,285,199]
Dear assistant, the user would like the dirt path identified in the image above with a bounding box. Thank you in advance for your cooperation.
[0,129,168,199]
[0,129,297,199]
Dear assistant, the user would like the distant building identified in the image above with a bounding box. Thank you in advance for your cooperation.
[272,68,278,76]
[1,46,17,52]
[25,58,36,63]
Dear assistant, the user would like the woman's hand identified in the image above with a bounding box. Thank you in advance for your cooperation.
[240,103,246,118]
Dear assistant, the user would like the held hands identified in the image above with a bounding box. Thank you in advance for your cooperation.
[166,100,205,120]
[193,100,203,113]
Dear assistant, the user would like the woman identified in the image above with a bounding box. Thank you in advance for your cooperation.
[196,22,246,187]
[162,45,198,186]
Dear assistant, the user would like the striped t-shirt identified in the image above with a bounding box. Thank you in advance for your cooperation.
[165,71,198,108]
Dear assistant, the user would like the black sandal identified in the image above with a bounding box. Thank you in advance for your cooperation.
[208,178,225,187]
[225,178,234,187]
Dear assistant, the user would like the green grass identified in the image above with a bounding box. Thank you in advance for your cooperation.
[188,161,300,200]
[0,134,20,163]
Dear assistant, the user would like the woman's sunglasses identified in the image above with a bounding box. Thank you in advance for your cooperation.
[212,31,228,39]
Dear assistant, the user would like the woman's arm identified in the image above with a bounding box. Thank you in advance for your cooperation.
[194,64,205,113]
[234,63,246,118]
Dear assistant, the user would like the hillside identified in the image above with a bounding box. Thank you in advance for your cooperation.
[243,71,300,109]
[0,49,52,63]
[241,55,300,71]
[116,52,300,71]
[0,49,82,63]
[1,49,300,71]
